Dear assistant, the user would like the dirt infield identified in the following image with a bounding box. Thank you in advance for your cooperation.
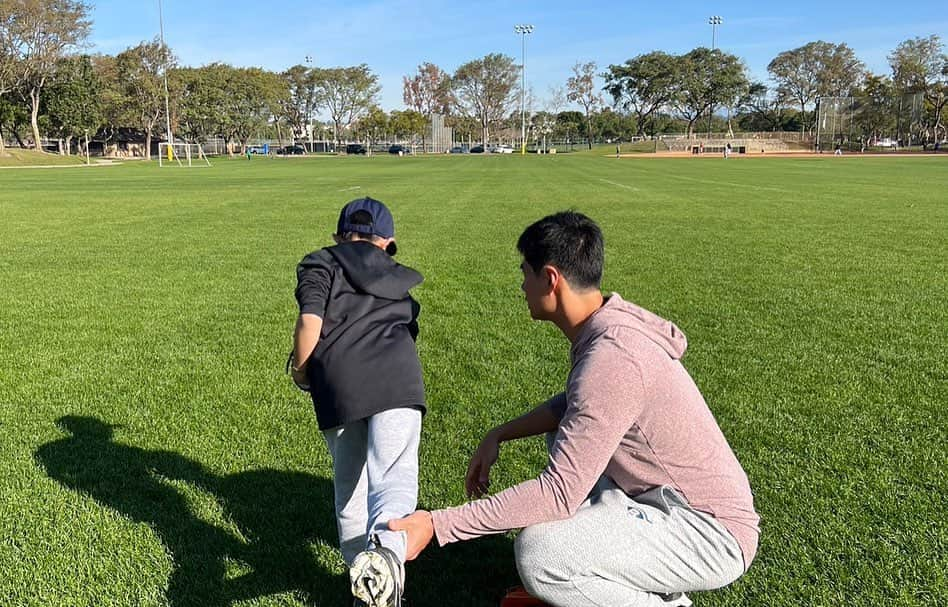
[615,151,948,158]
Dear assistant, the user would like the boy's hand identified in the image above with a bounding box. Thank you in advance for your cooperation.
[465,431,500,498]
[388,511,433,560]
[290,367,310,392]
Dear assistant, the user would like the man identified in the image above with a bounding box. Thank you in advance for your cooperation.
[390,211,759,607]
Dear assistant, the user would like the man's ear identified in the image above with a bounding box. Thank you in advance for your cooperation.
[543,265,559,294]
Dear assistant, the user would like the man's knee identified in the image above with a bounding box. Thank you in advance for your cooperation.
[514,524,573,597]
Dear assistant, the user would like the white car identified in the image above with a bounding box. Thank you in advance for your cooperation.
[491,144,514,154]
[874,138,898,149]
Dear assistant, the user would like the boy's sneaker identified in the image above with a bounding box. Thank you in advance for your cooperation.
[350,536,404,607]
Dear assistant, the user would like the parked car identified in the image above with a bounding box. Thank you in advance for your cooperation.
[247,145,269,155]
[449,146,468,154]
[874,138,898,149]
[277,145,306,155]
[491,144,514,154]
[388,145,412,155]
[346,144,367,155]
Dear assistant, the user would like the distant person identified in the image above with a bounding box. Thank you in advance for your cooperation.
[290,197,426,607]
[390,211,760,607]
[616,143,620,158]
[834,143,842,156]
[724,142,731,159]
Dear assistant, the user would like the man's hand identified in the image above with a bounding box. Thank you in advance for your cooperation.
[388,511,433,560]
[465,431,500,499]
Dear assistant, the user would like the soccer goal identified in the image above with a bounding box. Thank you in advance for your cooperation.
[158,142,212,167]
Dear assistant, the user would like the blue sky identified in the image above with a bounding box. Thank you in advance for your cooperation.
[88,0,947,112]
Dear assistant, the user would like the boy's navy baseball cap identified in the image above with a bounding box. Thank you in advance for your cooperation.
[336,197,395,239]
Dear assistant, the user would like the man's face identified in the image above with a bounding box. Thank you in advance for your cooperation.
[520,260,551,320]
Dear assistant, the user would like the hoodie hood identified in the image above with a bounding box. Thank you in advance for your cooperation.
[574,293,688,360]
[320,241,423,299]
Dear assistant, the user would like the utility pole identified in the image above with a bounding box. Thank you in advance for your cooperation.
[158,0,174,161]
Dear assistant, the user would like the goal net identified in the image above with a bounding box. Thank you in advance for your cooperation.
[815,96,855,152]
[158,142,212,167]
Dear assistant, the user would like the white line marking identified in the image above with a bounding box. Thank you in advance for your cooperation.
[599,178,639,191]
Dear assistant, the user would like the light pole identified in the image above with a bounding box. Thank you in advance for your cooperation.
[707,15,723,138]
[305,55,313,152]
[157,0,173,160]
[514,24,533,155]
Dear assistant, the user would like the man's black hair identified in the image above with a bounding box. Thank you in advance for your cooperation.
[517,211,603,291]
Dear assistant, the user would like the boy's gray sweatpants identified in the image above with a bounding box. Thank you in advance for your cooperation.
[323,407,422,565]
[515,471,745,607]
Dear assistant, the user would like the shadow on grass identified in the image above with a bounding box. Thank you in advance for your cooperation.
[34,415,520,607]
[35,415,345,606]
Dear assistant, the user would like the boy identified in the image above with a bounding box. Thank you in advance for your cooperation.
[289,197,425,607]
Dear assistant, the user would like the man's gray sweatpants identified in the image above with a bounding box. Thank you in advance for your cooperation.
[323,407,422,565]
[515,474,745,607]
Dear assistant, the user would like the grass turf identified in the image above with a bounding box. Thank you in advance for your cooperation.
[0,148,86,166]
[1,153,946,606]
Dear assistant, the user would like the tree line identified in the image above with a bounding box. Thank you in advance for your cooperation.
[1,0,946,158]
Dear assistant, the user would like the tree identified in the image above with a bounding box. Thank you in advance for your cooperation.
[402,62,453,149]
[313,64,380,143]
[452,53,518,145]
[605,51,679,136]
[889,35,947,141]
[352,105,388,146]
[671,48,748,138]
[0,0,22,153]
[736,82,790,132]
[172,65,222,144]
[768,41,864,134]
[389,109,426,147]
[852,74,897,142]
[4,0,90,150]
[221,66,287,154]
[44,53,100,154]
[115,39,173,160]
[566,61,603,149]
[281,64,319,142]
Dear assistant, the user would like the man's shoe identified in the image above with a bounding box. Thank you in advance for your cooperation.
[349,536,403,607]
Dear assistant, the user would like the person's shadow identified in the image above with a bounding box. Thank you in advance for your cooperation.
[35,416,519,606]
[35,415,347,606]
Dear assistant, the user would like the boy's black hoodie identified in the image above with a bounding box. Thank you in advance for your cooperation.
[295,240,425,430]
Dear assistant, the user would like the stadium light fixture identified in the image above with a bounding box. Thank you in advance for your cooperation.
[708,15,722,50]
[514,24,534,155]
[707,16,723,138]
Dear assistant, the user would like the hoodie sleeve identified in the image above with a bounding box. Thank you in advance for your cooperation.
[431,338,645,544]
[295,254,333,317]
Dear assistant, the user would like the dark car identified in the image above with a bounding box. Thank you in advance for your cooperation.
[388,145,412,155]
[346,144,367,155]
[278,145,306,155]
[469,145,485,153]
[449,146,468,154]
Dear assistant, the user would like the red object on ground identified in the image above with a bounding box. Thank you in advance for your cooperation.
[500,586,550,607]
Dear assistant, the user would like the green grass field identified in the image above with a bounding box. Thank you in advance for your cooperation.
[1,154,946,606]
[0,148,86,167]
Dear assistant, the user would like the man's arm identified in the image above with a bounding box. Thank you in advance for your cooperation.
[291,313,323,387]
[465,393,564,498]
